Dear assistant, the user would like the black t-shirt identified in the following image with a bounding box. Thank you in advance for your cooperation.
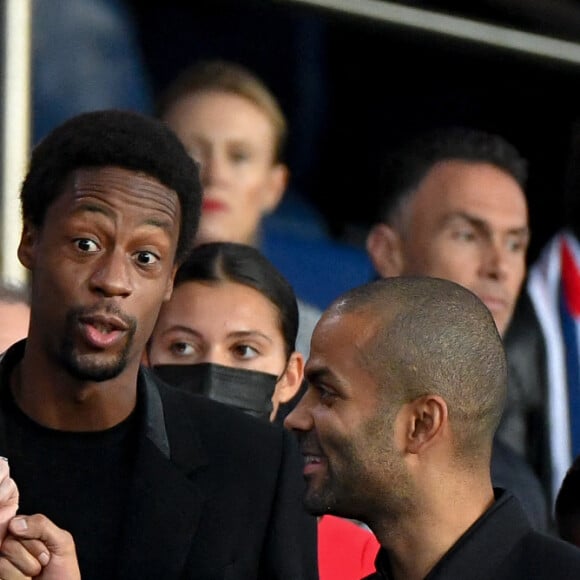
[3,386,138,580]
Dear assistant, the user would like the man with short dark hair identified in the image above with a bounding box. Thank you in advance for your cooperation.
[0,110,318,579]
[365,127,550,527]
[286,277,580,579]
[367,126,529,337]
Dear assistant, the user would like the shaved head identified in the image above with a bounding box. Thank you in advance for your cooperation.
[328,277,507,460]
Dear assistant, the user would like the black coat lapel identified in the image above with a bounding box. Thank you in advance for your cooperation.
[117,369,208,579]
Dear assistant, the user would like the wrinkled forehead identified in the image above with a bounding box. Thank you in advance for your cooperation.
[60,166,181,219]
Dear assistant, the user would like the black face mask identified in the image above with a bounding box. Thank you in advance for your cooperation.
[152,362,277,421]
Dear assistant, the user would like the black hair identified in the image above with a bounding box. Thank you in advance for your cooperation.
[377,126,528,223]
[20,109,202,263]
[175,242,299,359]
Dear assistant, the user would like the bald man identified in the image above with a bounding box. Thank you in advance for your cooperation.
[286,277,580,580]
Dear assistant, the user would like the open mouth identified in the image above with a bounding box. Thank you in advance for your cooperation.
[302,453,326,476]
[91,321,118,334]
[79,313,129,349]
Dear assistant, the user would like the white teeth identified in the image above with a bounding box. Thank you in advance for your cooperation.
[94,323,112,334]
[304,455,321,464]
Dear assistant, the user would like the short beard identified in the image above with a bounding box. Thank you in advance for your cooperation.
[303,471,339,517]
[302,436,370,519]
[302,411,411,523]
[57,306,137,382]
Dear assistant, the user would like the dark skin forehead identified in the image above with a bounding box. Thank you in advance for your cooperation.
[62,166,180,222]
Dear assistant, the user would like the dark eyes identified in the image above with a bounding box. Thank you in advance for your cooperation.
[312,384,337,405]
[506,238,527,253]
[135,251,159,265]
[452,229,476,242]
[73,240,159,265]
[230,150,251,163]
[233,344,259,359]
[451,229,526,254]
[169,342,195,356]
[75,238,99,252]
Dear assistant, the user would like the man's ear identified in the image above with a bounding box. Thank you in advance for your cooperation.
[261,163,289,215]
[366,223,405,277]
[17,222,37,270]
[400,395,448,454]
[270,351,304,422]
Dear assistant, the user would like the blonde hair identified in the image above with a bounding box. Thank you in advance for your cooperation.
[157,59,287,163]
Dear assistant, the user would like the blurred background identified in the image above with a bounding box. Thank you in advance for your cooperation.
[7,0,580,308]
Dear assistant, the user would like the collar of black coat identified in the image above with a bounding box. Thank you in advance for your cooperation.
[366,489,531,580]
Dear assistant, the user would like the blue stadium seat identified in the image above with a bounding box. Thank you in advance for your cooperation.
[262,229,374,311]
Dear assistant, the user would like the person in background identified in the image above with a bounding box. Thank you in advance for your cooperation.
[32,0,153,143]
[0,109,317,579]
[157,59,321,356]
[146,241,380,580]
[365,126,549,529]
[286,277,580,580]
[0,282,30,354]
[510,117,580,505]
[145,242,305,422]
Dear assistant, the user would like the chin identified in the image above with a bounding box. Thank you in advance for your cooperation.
[303,485,338,517]
[61,350,130,383]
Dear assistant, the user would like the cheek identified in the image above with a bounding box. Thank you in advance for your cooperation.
[506,258,526,292]
[233,171,272,202]
[423,238,480,276]
[33,262,82,302]
[315,414,353,455]
[407,243,469,281]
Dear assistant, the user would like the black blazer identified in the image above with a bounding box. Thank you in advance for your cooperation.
[502,291,551,500]
[0,343,319,579]
[365,490,580,580]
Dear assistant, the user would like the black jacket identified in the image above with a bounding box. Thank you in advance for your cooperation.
[365,490,580,579]
[0,341,319,579]
[502,291,551,500]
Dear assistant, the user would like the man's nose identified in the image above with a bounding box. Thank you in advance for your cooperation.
[481,239,508,280]
[89,250,133,297]
[284,386,315,432]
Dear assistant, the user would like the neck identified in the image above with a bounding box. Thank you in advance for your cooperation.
[12,339,139,431]
[371,477,494,580]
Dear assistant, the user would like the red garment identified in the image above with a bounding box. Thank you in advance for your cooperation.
[318,515,380,580]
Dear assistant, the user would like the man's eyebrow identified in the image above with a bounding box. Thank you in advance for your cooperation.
[442,211,530,237]
[73,203,175,232]
[305,367,333,384]
[143,216,175,233]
